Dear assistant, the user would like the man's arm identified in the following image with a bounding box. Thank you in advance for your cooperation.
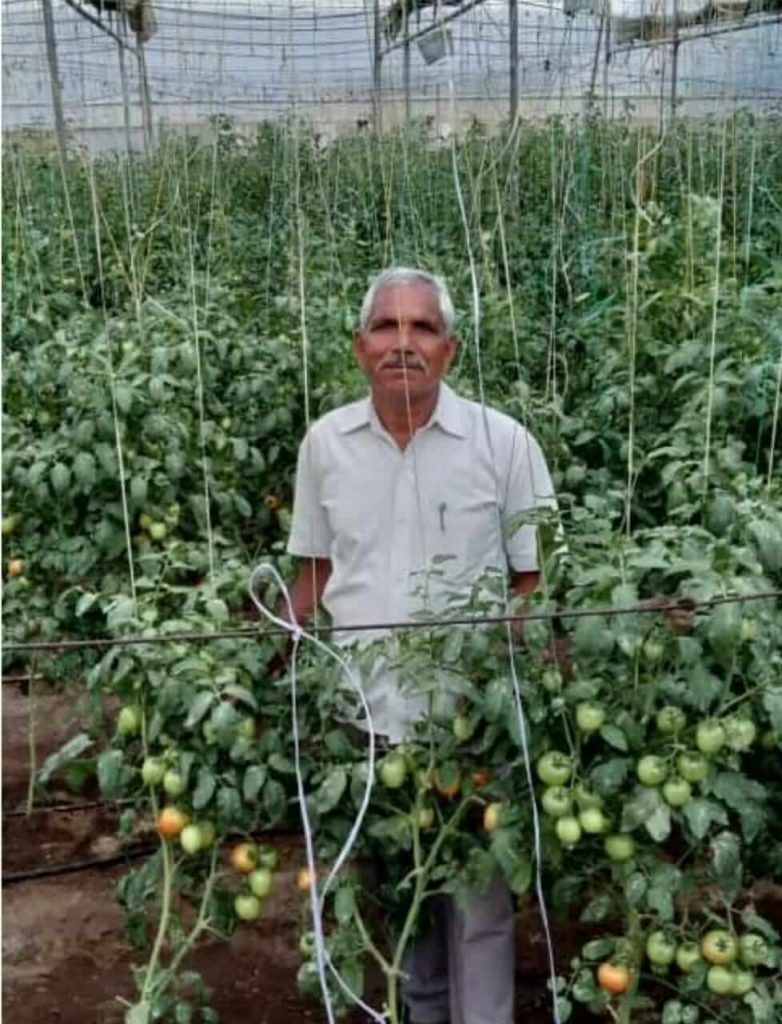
[286,557,332,625]
[266,558,332,678]
[510,570,540,600]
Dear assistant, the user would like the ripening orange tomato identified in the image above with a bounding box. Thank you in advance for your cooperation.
[597,962,632,995]
[157,806,189,840]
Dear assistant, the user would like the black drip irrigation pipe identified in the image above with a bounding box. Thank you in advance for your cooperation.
[2,842,156,886]
[3,589,781,656]
[2,829,303,886]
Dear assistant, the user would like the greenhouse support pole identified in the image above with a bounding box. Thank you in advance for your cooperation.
[509,0,519,124]
[670,0,680,120]
[403,5,411,124]
[373,0,383,133]
[41,0,68,165]
[137,39,154,153]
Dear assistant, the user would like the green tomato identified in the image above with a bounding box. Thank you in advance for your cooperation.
[379,753,407,789]
[575,702,606,734]
[180,824,204,855]
[604,834,635,862]
[646,930,677,966]
[662,776,692,808]
[537,751,573,787]
[675,942,703,973]
[730,969,755,996]
[163,769,186,798]
[452,715,474,742]
[299,931,316,957]
[574,782,604,810]
[740,618,758,643]
[656,705,687,735]
[248,867,273,899]
[195,820,215,848]
[706,965,734,995]
[738,934,769,967]
[149,522,167,541]
[541,668,563,693]
[702,930,739,966]
[579,807,609,834]
[234,893,262,922]
[637,755,668,787]
[240,718,258,741]
[417,806,435,830]
[643,638,665,663]
[257,844,279,870]
[676,751,709,783]
[117,706,140,737]
[723,717,757,752]
[696,719,726,756]
[541,786,573,818]
[555,816,582,845]
[141,757,166,787]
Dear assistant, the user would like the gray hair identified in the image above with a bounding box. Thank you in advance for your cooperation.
[359,267,456,333]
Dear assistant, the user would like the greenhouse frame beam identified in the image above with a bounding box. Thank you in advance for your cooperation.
[62,0,138,53]
[613,12,782,55]
[381,0,489,57]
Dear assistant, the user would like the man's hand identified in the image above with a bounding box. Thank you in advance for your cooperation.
[643,594,696,635]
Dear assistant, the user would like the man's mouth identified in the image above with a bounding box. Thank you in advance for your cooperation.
[381,361,424,372]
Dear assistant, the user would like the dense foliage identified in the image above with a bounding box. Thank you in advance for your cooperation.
[3,114,782,1023]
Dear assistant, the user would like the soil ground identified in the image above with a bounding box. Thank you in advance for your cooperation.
[3,683,592,1024]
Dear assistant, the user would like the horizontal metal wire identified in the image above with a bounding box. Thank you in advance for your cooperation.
[3,588,780,656]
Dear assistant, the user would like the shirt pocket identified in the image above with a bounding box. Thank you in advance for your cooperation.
[430,490,504,576]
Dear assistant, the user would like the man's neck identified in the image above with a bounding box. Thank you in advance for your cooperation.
[371,385,440,450]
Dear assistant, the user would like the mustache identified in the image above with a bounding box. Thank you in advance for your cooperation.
[379,353,426,371]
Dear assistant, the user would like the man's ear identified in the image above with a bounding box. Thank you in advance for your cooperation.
[443,334,458,372]
[353,330,368,372]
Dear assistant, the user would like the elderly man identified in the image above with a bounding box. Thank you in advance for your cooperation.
[284,267,556,1024]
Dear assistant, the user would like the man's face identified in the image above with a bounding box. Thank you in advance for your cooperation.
[353,281,456,403]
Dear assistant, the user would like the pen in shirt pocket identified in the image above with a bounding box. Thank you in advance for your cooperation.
[438,502,447,533]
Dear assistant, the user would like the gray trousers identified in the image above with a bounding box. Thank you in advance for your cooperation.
[401,873,515,1024]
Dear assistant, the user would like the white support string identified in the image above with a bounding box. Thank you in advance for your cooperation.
[247,563,386,1024]
[445,62,563,1024]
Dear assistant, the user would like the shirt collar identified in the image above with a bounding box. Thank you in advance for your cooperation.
[338,382,467,439]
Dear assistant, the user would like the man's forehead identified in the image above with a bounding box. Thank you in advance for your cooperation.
[367,281,443,322]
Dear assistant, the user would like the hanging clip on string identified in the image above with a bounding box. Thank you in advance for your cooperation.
[247,564,386,1024]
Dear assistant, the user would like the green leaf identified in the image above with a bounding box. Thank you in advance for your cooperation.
[684,663,721,711]
[712,772,766,841]
[269,752,296,774]
[590,757,631,794]
[599,723,628,751]
[37,732,93,785]
[572,967,601,1003]
[50,461,71,494]
[211,701,241,749]
[242,764,267,801]
[125,1002,150,1024]
[645,800,672,842]
[646,864,682,922]
[314,767,347,814]
[193,768,216,810]
[263,779,287,823]
[216,786,242,827]
[682,797,728,840]
[711,830,742,903]
[222,684,258,712]
[334,884,356,924]
[762,687,782,735]
[582,938,613,960]
[97,748,124,797]
[621,785,664,833]
[707,603,742,664]
[185,690,214,729]
[580,893,613,922]
[625,872,647,907]
[73,452,96,488]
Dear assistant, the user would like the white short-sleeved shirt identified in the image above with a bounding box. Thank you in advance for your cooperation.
[287,382,556,740]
